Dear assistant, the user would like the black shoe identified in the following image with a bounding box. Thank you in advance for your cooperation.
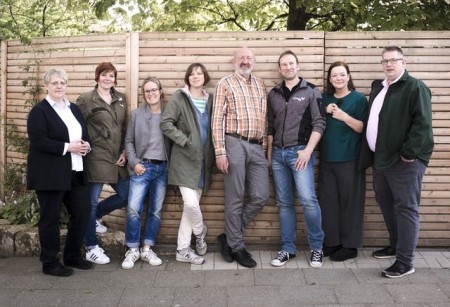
[64,259,93,270]
[372,246,396,259]
[330,247,357,262]
[43,263,73,277]
[232,248,257,268]
[271,250,295,267]
[382,260,415,278]
[323,245,342,257]
[217,233,233,263]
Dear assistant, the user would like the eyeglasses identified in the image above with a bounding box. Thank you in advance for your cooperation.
[48,81,67,86]
[380,58,403,65]
[336,99,344,107]
[144,88,160,94]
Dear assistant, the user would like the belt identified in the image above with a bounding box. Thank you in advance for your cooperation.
[142,158,166,164]
[226,133,263,145]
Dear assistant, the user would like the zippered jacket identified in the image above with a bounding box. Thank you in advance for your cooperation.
[160,89,214,191]
[76,88,127,183]
[268,78,325,147]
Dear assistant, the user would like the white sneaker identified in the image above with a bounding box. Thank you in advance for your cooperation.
[176,247,205,265]
[140,248,162,266]
[122,248,140,269]
[95,219,107,233]
[86,245,110,264]
[195,225,207,256]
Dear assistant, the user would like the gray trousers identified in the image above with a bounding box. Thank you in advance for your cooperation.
[319,160,366,248]
[373,160,426,267]
[223,135,269,252]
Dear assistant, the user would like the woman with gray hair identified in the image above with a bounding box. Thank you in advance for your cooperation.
[27,68,92,277]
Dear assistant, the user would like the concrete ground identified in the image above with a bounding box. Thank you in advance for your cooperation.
[1,248,449,306]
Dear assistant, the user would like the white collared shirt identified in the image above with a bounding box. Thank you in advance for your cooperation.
[366,71,404,152]
[46,95,84,171]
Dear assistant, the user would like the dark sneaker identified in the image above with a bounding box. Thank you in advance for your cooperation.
[330,247,357,262]
[232,248,257,268]
[382,260,415,278]
[271,250,295,267]
[310,250,323,268]
[217,233,233,263]
[323,245,342,257]
[372,246,396,259]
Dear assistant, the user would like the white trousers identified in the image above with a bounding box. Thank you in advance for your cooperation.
[177,186,204,250]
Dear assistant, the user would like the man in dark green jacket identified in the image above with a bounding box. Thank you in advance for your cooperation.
[360,46,434,278]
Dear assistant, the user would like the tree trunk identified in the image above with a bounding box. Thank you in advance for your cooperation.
[286,2,309,30]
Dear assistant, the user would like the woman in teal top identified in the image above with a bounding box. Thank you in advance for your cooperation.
[319,61,368,262]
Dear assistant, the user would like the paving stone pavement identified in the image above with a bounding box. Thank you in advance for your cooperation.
[0,248,449,306]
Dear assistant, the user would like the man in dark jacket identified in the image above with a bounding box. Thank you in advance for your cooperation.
[267,50,326,268]
[360,46,434,278]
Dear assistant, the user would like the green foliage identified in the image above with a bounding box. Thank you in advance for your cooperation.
[0,0,100,42]
[0,164,39,225]
[1,0,449,41]
[128,0,450,32]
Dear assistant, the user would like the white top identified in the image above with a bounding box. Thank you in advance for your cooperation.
[46,95,84,171]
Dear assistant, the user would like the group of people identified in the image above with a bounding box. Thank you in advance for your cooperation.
[27,45,433,280]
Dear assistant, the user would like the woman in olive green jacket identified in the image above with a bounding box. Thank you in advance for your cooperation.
[160,63,214,265]
[76,62,129,265]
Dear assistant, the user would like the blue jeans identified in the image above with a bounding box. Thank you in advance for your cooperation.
[85,176,130,248]
[272,145,324,253]
[125,161,168,248]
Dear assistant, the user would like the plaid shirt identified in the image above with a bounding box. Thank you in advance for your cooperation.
[212,72,267,157]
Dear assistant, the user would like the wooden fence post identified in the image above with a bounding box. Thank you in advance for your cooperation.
[0,41,7,200]
[126,32,140,112]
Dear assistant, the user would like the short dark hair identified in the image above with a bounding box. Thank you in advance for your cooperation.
[325,61,356,95]
[277,50,299,67]
[382,46,404,57]
[184,63,211,87]
[95,62,118,86]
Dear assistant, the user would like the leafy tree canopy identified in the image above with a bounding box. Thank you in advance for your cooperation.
[1,0,449,42]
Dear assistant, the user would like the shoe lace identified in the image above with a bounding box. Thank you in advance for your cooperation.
[196,228,206,244]
[144,249,157,260]
[277,250,289,260]
[90,246,104,254]
[311,250,322,262]
[184,248,199,260]
[125,249,137,261]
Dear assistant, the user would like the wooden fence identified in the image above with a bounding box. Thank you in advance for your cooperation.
[1,31,449,248]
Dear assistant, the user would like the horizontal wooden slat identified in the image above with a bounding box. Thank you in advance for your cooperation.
[2,31,449,248]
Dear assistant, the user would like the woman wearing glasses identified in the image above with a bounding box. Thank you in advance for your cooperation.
[319,61,368,262]
[76,62,129,266]
[27,68,92,276]
[160,63,214,265]
[121,77,171,269]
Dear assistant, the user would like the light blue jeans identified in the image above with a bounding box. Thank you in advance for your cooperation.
[125,161,168,248]
[272,145,324,254]
[85,176,129,248]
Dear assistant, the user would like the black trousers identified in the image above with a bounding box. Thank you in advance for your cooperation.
[36,171,91,269]
[319,160,366,248]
